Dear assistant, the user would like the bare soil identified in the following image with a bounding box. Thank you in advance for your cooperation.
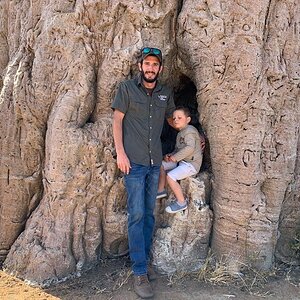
[1,257,300,300]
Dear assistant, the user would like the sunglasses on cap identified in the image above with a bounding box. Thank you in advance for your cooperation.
[141,47,162,56]
[141,47,162,63]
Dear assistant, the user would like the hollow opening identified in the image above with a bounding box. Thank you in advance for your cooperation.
[161,74,211,172]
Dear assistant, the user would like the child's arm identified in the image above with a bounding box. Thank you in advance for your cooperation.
[171,133,196,162]
[163,154,171,162]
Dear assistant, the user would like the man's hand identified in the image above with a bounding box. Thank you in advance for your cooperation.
[166,116,175,128]
[200,134,206,152]
[117,151,131,175]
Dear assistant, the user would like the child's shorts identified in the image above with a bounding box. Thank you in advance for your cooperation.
[162,160,197,182]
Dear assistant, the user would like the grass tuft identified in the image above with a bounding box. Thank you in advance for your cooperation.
[166,249,277,297]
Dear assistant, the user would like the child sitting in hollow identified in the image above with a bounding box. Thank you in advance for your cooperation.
[157,106,203,213]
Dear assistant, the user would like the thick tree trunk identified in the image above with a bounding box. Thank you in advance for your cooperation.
[0,0,299,284]
[177,0,300,270]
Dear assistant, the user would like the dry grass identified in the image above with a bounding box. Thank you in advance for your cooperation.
[197,250,236,285]
[41,255,300,299]
[165,250,277,298]
[93,264,132,295]
[199,253,276,297]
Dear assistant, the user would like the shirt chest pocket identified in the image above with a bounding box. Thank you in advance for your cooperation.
[129,98,148,117]
[154,97,167,111]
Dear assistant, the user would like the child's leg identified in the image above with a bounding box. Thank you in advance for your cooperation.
[166,176,185,204]
[166,162,197,205]
[157,165,166,193]
[156,161,177,199]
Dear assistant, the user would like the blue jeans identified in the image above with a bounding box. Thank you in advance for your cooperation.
[124,162,160,275]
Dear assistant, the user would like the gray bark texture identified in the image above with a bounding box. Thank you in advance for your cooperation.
[0,0,299,285]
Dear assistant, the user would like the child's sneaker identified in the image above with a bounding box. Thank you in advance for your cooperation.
[156,190,167,199]
[165,200,187,213]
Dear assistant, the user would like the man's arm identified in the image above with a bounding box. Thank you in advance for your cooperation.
[113,109,131,174]
[199,134,206,152]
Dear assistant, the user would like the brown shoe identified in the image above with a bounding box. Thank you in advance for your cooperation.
[147,265,158,281]
[134,274,154,299]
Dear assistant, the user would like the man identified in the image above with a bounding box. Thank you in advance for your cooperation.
[111,47,175,298]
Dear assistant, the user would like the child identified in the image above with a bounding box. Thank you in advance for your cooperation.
[157,106,203,213]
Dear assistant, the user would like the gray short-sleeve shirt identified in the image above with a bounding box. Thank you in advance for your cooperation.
[112,75,175,166]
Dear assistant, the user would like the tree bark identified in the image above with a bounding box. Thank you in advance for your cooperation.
[177,0,300,270]
[0,0,299,284]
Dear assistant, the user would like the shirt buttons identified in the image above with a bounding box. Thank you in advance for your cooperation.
[150,115,152,118]
[150,127,152,129]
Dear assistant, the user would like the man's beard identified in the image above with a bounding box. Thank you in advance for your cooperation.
[141,70,159,83]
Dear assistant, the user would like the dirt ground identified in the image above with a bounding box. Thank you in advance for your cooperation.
[1,257,300,300]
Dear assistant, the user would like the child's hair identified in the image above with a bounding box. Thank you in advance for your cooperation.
[175,106,191,118]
